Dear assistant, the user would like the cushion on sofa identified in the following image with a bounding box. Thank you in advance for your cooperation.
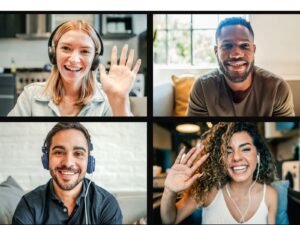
[271,180,289,224]
[130,97,147,116]
[171,74,195,116]
[153,82,174,116]
[0,176,25,224]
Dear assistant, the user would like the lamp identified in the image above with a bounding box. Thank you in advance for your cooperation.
[176,124,200,133]
[206,122,213,128]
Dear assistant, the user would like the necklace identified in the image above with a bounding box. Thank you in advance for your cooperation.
[225,182,256,223]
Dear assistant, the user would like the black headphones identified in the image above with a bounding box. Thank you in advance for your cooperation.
[47,20,104,71]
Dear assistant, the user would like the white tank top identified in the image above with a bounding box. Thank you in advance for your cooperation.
[202,184,268,224]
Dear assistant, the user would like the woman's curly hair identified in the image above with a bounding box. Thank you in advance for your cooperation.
[188,122,277,205]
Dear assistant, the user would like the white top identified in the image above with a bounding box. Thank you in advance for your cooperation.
[202,184,268,224]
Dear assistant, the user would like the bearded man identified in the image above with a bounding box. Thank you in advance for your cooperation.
[12,122,122,224]
[187,17,294,116]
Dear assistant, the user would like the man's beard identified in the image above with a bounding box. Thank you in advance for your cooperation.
[50,166,84,191]
[218,57,254,83]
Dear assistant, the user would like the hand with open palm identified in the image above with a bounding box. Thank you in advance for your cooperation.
[164,146,209,194]
[99,45,141,116]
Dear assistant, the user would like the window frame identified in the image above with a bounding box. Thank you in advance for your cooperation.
[153,14,249,67]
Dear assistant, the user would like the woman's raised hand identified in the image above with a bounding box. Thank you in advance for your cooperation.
[164,146,209,194]
[99,44,141,116]
[100,45,141,98]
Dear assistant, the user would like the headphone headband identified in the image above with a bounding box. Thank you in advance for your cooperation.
[41,126,95,173]
[48,20,104,70]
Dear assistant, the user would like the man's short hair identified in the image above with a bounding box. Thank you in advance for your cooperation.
[43,122,92,152]
[215,17,254,43]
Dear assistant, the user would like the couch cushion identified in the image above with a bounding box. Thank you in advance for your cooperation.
[271,180,289,224]
[0,176,25,224]
[153,82,174,116]
[114,192,146,224]
[130,97,147,116]
[171,74,195,116]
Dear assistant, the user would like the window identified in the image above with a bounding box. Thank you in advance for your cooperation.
[153,14,248,67]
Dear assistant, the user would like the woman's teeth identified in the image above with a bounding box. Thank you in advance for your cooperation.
[65,66,81,72]
[232,166,247,173]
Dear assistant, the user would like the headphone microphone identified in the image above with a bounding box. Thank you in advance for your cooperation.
[47,20,104,71]
[256,154,260,180]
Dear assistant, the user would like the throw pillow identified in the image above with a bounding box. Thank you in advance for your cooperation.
[0,176,25,224]
[271,180,289,224]
[171,74,195,116]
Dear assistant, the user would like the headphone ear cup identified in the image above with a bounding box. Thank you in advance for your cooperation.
[48,46,56,65]
[41,153,49,170]
[91,55,100,71]
[87,155,95,174]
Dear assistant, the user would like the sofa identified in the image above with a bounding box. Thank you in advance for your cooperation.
[153,79,300,116]
[114,191,147,224]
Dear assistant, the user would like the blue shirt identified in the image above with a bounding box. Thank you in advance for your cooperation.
[7,82,112,116]
[12,178,122,224]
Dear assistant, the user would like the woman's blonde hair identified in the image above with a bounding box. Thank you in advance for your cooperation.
[45,20,101,106]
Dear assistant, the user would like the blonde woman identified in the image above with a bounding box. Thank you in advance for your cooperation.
[8,20,141,116]
[161,122,278,224]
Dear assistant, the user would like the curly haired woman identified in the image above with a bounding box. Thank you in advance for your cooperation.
[160,122,278,224]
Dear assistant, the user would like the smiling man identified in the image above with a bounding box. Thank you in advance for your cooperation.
[187,17,294,116]
[12,122,122,224]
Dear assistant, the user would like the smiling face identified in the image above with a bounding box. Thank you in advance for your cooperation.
[48,129,89,191]
[226,131,259,183]
[215,25,256,83]
[56,30,95,86]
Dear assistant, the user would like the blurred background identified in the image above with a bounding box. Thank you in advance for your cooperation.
[0,14,148,116]
[153,121,300,224]
[0,122,147,224]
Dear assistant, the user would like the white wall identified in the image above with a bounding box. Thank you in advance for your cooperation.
[0,122,146,193]
[154,14,300,85]
[153,66,212,85]
[251,14,300,77]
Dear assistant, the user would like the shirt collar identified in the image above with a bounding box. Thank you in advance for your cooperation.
[34,83,106,103]
[34,84,106,116]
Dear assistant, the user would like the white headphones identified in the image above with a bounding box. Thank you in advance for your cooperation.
[256,154,260,182]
